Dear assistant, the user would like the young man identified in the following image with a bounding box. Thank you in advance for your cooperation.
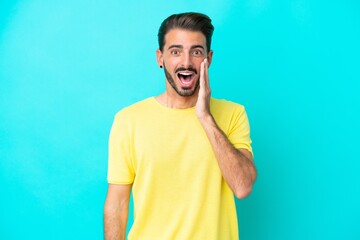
[104,12,257,240]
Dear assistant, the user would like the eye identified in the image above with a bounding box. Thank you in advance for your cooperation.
[192,49,203,56]
[170,49,180,55]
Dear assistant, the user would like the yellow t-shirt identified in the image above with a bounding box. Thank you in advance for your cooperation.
[108,97,252,240]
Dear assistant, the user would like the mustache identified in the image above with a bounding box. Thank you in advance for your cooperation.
[175,67,197,74]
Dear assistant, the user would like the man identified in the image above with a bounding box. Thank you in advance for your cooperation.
[104,12,257,240]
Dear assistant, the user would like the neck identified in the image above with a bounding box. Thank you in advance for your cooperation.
[155,90,198,109]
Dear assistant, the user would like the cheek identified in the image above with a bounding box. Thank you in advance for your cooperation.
[164,60,178,71]
[194,60,204,71]
[195,57,206,64]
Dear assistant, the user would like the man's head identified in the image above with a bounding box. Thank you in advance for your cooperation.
[158,12,214,53]
[156,13,214,97]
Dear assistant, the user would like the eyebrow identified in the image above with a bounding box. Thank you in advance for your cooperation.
[167,45,205,50]
[190,45,205,50]
[168,45,183,50]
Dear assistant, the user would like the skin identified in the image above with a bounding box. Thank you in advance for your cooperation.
[196,58,257,199]
[104,28,257,240]
[104,184,131,240]
[155,29,213,108]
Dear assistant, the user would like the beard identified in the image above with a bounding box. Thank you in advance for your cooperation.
[163,63,200,97]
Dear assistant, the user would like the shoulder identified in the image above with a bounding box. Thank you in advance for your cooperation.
[210,98,246,114]
[114,97,155,121]
[210,98,250,134]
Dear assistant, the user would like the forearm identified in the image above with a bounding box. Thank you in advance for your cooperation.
[104,186,130,240]
[199,115,257,198]
[195,58,256,198]
[104,201,128,240]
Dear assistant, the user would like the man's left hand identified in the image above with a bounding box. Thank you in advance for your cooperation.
[196,58,212,120]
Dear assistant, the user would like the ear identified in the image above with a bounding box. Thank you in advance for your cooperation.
[156,49,163,68]
[207,50,214,67]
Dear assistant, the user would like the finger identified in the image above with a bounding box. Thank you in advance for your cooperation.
[200,60,205,89]
[204,58,209,86]
[203,58,210,91]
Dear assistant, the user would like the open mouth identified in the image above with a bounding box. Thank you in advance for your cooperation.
[177,72,195,88]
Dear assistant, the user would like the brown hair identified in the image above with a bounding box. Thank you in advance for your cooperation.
[158,12,214,52]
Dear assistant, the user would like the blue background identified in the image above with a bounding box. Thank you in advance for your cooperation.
[1,0,359,239]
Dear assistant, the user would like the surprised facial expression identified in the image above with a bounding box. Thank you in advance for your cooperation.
[157,29,213,97]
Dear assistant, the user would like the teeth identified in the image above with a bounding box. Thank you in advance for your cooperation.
[179,72,192,76]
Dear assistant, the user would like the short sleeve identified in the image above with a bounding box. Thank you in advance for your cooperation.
[228,105,253,156]
[107,112,135,184]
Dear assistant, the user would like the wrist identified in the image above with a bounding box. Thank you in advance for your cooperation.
[198,113,215,126]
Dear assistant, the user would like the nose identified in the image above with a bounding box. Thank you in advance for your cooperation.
[181,52,193,68]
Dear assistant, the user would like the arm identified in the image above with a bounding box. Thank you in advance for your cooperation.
[196,59,257,199]
[104,184,132,240]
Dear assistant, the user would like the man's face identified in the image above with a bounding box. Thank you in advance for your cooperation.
[156,29,213,97]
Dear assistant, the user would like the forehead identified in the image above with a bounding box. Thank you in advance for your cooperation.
[164,28,206,48]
